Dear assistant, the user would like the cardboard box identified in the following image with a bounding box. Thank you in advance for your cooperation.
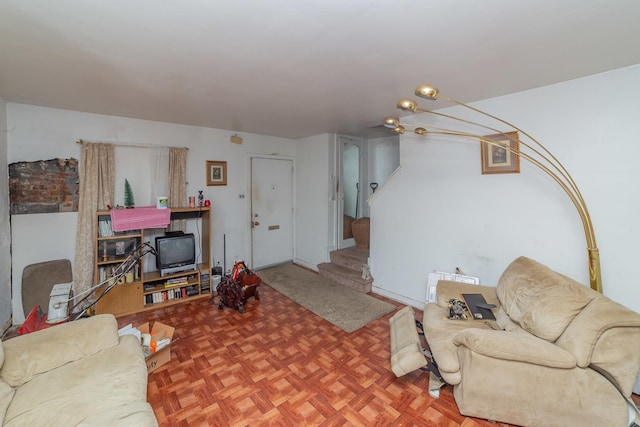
[137,321,175,373]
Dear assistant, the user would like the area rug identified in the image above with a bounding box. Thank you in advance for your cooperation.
[256,263,395,333]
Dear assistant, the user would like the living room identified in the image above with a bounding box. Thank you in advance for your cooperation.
[1,1,640,426]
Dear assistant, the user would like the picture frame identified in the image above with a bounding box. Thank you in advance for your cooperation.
[480,131,520,174]
[115,241,125,256]
[206,160,227,186]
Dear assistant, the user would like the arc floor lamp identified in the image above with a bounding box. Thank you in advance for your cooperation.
[383,84,602,293]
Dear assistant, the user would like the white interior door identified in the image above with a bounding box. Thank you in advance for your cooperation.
[251,157,294,269]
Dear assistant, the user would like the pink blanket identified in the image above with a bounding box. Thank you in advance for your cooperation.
[110,206,171,231]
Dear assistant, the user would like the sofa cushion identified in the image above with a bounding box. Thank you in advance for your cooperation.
[0,338,15,425]
[423,303,495,385]
[453,328,576,368]
[0,314,119,387]
[0,380,15,425]
[0,340,13,424]
[389,306,427,376]
[4,335,155,427]
[497,257,594,341]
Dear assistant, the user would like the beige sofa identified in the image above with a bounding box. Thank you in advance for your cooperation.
[0,314,157,426]
[423,256,640,427]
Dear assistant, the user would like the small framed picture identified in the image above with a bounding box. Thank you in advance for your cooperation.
[115,241,125,256]
[480,131,520,174]
[206,160,227,186]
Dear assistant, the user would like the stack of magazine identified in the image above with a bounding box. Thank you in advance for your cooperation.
[426,270,479,303]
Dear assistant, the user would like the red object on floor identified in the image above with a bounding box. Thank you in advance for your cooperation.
[215,263,261,314]
[18,305,56,335]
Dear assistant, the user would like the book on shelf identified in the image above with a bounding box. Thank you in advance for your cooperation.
[98,219,114,237]
[200,270,210,292]
[167,276,188,285]
[165,280,188,288]
[146,287,191,305]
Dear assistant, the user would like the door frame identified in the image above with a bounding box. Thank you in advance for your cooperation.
[246,153,296,269]
[336,135,366,249]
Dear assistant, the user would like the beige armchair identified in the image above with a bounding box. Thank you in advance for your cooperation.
[423,256,640,427]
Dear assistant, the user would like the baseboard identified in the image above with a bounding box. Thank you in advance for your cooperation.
[292,258,318,272]
[372,285,424,310]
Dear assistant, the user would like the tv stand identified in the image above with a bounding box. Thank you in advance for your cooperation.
[94,207,211,317]
[160,263,197,277]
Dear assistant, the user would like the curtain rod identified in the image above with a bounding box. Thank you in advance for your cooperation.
[76,139,188,150]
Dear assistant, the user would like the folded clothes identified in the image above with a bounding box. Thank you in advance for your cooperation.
[111,206,171,231]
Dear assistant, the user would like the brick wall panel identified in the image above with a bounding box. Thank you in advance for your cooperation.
[8,158,79,215]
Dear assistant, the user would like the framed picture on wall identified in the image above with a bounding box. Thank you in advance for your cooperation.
[206,160,227,186]
[480,131,520,174]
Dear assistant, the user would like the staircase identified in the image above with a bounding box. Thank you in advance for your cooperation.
[317,246,373,293]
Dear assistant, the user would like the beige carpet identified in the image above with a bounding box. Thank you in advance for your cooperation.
[256,263,395,333]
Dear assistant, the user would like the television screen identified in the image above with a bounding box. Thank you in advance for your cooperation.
[155,233,196,269]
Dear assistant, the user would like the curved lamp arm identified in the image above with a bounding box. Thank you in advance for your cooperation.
[384,85,602,293]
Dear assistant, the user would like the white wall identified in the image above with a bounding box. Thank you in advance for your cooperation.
[11,213,78,322]
[0,98,11,331]
[371,64,640,313]
[7,104,296,323]
[367,135,399,202]
[294,134,334,270]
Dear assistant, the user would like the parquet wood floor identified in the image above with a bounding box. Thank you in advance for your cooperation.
[115,284,516,426]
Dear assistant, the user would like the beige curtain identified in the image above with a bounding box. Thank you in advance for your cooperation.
[74,141,115,301]
[168,147,188,231]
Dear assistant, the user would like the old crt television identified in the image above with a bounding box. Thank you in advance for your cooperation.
[155,232,197,276]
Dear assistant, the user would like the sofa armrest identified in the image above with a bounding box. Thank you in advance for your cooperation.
[555,296,640,395]
[453,328,576,369]
[556,296,640,366]
[436,280,499,309]
[0,314,120,387]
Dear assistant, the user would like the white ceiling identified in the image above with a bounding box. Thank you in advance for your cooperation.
[1,1,639,140]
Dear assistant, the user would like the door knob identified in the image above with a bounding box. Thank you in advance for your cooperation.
[252,221,260,227]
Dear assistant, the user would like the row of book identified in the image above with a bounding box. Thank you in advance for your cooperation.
[98,218,140,238]
[99,265,140,282]
[200,270,210,293]
[98,219,114,237]
[144,285,198,304]
[166,276,189,287]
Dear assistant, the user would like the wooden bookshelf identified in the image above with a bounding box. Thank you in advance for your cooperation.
[94,207,211,317]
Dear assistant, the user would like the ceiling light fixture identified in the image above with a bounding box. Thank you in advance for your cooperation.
[384,84,601,293]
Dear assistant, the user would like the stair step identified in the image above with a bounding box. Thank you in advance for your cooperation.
[329,247,370,271]
[317,262,372,293]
